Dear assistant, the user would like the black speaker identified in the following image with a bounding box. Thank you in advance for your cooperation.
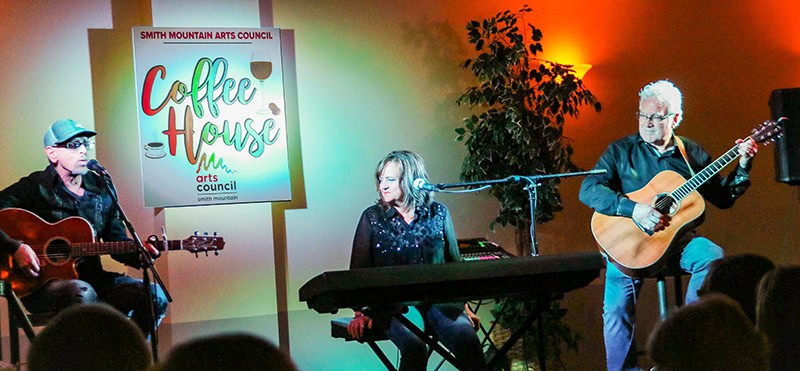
[770,88,800,185]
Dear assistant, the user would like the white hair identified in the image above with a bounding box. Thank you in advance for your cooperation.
[639,80,684,128]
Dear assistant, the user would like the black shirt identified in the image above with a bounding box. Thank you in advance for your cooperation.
[350,201,461,269]
[0,165,138,280]
[579,134,751,217]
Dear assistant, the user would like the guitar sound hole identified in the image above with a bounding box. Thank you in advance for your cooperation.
[653,194,678,215]
[45,239,72,264]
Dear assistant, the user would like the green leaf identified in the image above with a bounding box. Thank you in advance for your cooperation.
[458,4,600,252]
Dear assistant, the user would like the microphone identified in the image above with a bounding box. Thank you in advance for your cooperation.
[413,178,441,192]
[87,159,109,176]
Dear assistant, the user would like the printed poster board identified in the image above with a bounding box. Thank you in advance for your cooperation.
[133,27,290,207]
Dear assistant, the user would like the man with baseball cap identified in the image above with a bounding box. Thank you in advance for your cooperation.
[0,119,167,339]
[42,118,96,147]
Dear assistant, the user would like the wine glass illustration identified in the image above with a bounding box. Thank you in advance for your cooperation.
[250,50,273,114]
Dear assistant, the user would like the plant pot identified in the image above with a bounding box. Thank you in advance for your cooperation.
[489,323,540,371]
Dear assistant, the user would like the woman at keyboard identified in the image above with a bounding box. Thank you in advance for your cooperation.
[347,150,487,371]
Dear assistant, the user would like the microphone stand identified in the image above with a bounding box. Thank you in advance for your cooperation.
[432,169,605,256]
[517,170,604,256]
[433,169,605,371]
[97,170,172,362]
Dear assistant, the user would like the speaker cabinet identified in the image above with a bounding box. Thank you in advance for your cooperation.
[769,88,800,185]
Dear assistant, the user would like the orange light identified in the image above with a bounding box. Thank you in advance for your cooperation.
[571,64,592,80]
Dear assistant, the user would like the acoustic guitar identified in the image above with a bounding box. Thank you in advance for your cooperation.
[0,207,225,297]
[590,119,785,277]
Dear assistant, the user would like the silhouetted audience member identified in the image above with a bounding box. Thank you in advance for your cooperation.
[757,265,800,371]
[28,303,151,371]
[154,332,297,371]
[647,293,767,371]
[698,253,775,322]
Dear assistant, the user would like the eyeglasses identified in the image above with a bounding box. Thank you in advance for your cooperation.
[637,112,675,123]
[56,138,96,151]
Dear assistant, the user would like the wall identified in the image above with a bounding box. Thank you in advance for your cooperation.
[0,0,798,369]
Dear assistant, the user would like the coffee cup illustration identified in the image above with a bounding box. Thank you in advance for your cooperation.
[144,141,166,159]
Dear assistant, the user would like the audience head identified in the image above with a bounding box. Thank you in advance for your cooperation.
[154,332,297,371]
[647,294,767,371]
[28,303,151,371]
[698,253,775,322]
[757,265,800,371]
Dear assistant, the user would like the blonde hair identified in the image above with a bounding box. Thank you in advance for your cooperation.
[374,150,433,210]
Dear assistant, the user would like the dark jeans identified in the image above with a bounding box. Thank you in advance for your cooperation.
[21,274,168,338]
[385,303,486,371]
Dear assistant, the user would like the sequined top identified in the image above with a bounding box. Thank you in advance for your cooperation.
[349,202,461,269]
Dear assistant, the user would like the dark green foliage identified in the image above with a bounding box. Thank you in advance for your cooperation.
[456,5,601,237]
[458,6,600,366]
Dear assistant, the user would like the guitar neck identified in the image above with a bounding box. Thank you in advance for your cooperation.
[671,145,740,202]
[68,240,184,257]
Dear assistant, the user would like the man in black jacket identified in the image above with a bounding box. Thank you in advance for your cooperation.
[0,118,167,338]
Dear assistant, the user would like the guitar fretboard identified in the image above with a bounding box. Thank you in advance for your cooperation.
[63,240,184,257]
[671,145,740,202]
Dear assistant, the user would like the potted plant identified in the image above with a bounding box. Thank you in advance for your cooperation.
[455,5,601,369]
[456,5,601,256]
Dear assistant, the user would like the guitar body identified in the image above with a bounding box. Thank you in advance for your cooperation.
[0,208,96,297]
[590,170,706,277]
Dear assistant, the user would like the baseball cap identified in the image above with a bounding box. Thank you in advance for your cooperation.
[43,119,96,147]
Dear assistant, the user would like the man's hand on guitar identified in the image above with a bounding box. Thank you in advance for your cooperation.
[13,244,41,277]
[736,138,758,168]
[633,203,670,233]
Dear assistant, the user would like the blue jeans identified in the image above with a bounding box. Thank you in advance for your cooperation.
[603,237,723,371]
[385,304,486,371]
[97,274,169,338]
[22,274,168,338]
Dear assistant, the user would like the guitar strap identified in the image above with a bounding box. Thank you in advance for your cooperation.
[673,135,696,177]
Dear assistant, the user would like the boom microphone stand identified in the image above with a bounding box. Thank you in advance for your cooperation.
[517,169,605,256]
[428,169,605,256]
[428,169,605,371]
[90,160,172,362]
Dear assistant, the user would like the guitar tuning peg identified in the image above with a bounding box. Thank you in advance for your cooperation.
[205,250,209,257]
[214,250,219,256]
[213,232,218,237]
[194,231,199,236]
[203,231,209,237]
[194,252,199,258]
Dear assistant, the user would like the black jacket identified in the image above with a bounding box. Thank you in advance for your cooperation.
[0,164,141,281]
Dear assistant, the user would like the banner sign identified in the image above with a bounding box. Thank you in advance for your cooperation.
[132,27,291,207]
